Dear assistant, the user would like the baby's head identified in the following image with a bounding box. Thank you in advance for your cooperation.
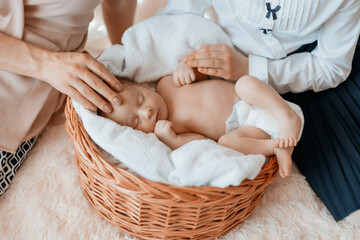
[99,80,168,133]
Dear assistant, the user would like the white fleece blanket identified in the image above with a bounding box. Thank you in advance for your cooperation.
[73,14,266,187]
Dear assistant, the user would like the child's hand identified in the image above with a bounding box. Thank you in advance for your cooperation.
[173,61,196,87]
[154,120,177,141]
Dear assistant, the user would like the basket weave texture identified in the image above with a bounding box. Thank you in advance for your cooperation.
[64,97,278,240]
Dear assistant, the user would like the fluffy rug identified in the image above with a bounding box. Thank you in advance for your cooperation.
[0,118,359,240]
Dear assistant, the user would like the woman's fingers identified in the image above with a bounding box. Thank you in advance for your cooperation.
[65,86,97,112]
[42,51,125,112]
[198,67,229,79]
[72,78,114,113]
[80,69,122,106]
[184,50,226,61]
[86,54,123,92]
[185,58,226,69]
[184,44,248,81]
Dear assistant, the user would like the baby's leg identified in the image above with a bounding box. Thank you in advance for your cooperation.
[218,126,292,178]
[218,126,275,156]
[235,75,301,148]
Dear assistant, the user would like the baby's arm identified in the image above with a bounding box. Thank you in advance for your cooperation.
[173,61,208,87]
[154,120,207,149]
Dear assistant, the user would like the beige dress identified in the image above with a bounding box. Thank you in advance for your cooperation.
[0,0,102,153]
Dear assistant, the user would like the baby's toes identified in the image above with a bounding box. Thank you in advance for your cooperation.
[284,138,291,148]
[279,138,285,148]
[287,137,297,147]
[292,137,297,146]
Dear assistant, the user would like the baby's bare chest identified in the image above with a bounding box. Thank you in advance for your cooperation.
[168,82,237,140]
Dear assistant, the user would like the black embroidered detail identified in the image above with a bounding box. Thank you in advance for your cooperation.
[265,2,281,20]
[121,58,126,71]
[260,28,272,34]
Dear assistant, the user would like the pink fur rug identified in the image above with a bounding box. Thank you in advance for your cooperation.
[1,120,359,240]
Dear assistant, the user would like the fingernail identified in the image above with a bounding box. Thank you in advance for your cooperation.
[90,106,97,112]
[116,84,123,91]
[104,105,112,113]
[113,96,121,105]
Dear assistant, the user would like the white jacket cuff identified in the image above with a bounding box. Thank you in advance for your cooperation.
[249,54,268,84]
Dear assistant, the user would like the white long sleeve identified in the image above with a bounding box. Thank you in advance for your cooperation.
[267,0,360,93]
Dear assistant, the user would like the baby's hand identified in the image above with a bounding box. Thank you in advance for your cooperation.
[154,120,177,141]
[173,61,196,87]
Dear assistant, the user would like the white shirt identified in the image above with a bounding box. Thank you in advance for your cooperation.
[160,0,360,93]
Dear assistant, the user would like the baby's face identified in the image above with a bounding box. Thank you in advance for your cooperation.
[100,82,168,133]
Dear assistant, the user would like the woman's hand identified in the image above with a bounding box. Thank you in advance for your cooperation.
[39,51,123,113]
[0,31,122,113]
[184,44,249,81]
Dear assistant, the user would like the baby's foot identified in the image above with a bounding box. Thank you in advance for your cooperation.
[273,137,297,148]
[274,109,301,148]
[274,147,293,178]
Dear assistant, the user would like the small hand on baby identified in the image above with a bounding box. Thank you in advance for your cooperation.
[154,120,177,142]
[173,61,196,87]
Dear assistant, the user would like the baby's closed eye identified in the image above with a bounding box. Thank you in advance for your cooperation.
[137,92,144,106]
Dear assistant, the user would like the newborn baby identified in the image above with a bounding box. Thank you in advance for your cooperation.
[100,63,303,178]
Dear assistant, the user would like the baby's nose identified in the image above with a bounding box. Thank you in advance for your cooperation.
[140,106,152,120]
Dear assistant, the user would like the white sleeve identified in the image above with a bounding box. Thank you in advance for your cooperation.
[266,0,360,94]
[159,0,213,16]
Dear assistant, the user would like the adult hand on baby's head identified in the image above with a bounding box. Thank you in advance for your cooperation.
[154,120,176,141]
[39,51,123,113]
[184,44,249,81]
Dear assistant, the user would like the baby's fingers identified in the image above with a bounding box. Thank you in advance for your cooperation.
[173,75,182,87]
[184,74,193,85]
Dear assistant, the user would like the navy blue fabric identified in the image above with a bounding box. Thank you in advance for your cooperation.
[282,38,360,221]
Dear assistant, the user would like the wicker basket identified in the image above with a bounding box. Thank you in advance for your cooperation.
[64,97,278,240]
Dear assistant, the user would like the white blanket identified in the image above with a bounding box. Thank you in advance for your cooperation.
[74,14,266,187]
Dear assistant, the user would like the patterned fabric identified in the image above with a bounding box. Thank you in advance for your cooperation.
[0,136,37,196]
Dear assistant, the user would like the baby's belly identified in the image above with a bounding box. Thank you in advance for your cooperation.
[188,106,233,141]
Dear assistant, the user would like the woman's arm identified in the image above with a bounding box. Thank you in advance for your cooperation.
[266,1,360,93]
[102,0,137,44]
[0,31,123,113]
